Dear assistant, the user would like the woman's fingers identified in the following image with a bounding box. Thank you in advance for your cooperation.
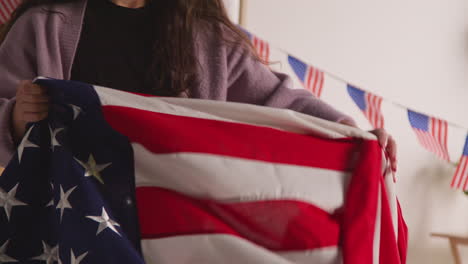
[371,128,389,148]
[386,136,398,172]
[20,81,47,95]
[370,128,398,172]
[22,112,49,122]
[19,102,49,113]
[20,94,50,104]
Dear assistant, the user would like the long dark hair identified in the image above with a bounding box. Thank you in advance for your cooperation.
[0,0,262,96]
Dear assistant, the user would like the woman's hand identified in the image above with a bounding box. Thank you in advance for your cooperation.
[370,128,397,172]
[338,119,397,172]
[11,80,50,142]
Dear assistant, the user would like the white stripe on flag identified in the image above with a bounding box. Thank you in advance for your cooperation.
[364,93,383,129]
[280,248,341,264]
[141,235,341,264]
[414,129,448,160]
[133,144,351,212]
[373,184,382,264]
[430,118,449,160]
[96,86,376,140]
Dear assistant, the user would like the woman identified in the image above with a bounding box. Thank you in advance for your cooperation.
[0,0,396,168]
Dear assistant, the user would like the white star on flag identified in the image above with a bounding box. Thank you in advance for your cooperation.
[70,249,88,264]
[56,185,77,222]
[69,104,82,120]
[0,184,27,221]
[0,240,17,263]
[86,207,121,236]
[46,182,55,207]
[17,125,39,163]
[74,154,111,184]
[31,241,59,264]
[49,126,64,151]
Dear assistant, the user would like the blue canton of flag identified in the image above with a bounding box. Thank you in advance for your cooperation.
[407,110,450,161]
[0,78,144,263]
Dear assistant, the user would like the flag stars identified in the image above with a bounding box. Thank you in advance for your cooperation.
[56,185,77,222]
[46,182,55,208]
[69,104,82,120]
[86,207,121,236]
[69,249,88,264]
[0,184,27,221]
[49,126,64,151]
[31,241,59,264]
[0,240,17,263]
[17,125,39,163]
[75,154,111,184]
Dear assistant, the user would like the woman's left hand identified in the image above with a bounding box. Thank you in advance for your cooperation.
[370,128,397,172]
[339,119,397,172]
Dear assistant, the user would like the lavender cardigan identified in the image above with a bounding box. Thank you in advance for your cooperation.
[0,0,353,166]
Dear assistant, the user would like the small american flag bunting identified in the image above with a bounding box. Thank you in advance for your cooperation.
[242,29,270,63]
[408,110,450,161]
[288,55,325,98]
[347,85,385,129]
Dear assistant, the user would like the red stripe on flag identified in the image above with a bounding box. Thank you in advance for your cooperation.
[453,156,468,189]
[430,118,449,160]
[265,41,270,62]
[312,68,320,97]
[397,201,408,264]
[317,71,324,98]
[460,158,468,190]
[451,157,463,187]
[0,3,9,23]
[305,67,314,94]
[252,37,269,62]
[102,105,359,171]
[342,140,381,264]
[379,177,401,264]
[304,67,324,98]
[136,186,340,251]
[364,93,384,129]
[413,128,449,161]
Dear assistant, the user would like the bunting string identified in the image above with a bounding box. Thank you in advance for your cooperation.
[242,28,468,191]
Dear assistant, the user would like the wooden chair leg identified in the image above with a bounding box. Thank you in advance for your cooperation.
[449,238,462,264]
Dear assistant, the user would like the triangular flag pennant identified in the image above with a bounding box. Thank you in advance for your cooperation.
[407,110,450,161]
[287,55,325,98]
[347,85,385,129]
[451,136,468,190]
[240,28,270,63]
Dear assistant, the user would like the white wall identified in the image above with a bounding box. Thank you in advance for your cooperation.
[223,0,240,24]
[243,0,468,263]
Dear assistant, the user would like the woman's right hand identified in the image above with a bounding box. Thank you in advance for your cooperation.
[11,80,50,142]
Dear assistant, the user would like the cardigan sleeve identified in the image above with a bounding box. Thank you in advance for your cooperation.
[225,41,355,125]
[0,13,38,166]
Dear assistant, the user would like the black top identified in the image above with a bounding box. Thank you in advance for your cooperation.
[70,0,154,253]
[71,0,155,94]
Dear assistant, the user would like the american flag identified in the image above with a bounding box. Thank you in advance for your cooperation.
[0,0,19,24]
[242,29,270,63]
[347,85,385,129]
[288,55,325,98]
[451,136,468,190]
[0,78,407,264]
[407,110,450,161]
